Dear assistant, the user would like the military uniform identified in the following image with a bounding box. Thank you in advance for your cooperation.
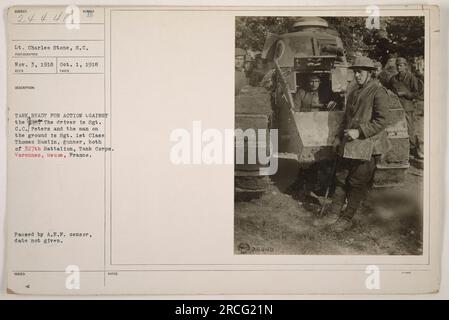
[335,78,390,216]
[326,57,391,232]
[340,79,391,155]
[294,89,332,111]
[388,67,422,152]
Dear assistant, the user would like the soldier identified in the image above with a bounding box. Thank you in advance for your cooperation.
[320,56,391,232]
[378,56,397,88]
[235,48,248,95]
[293,74,337,111]
[388,57,424,160]
[372,61,383,84]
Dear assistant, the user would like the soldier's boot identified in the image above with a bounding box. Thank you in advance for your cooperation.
[331,188,364,233]
[330,215,354,233]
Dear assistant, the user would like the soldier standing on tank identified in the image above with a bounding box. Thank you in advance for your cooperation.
[319,56,391,233]
[388,57,424,160]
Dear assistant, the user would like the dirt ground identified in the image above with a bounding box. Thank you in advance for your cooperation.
[235,106,424,256]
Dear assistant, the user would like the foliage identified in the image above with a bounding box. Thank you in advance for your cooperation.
[235,17,293,52]
[235,16,425,64]
[325,17,370,57]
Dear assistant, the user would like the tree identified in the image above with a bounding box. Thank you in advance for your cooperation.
[384,16,425,59]
[235,17,292,52]
[325,17,370,58]
[235,16,424,64]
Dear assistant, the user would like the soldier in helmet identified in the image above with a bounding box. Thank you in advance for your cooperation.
[388,57,424,160]
[319,56,391,232]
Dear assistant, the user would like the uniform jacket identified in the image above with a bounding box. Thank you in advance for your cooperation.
[339,79,391,156]
[388,71,422,111]
[294,89,332,112]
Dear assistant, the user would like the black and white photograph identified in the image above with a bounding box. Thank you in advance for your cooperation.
[234,16,425,255]
[3,4,443,296]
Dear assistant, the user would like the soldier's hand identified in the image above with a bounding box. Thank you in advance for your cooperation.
[344,129,360,141]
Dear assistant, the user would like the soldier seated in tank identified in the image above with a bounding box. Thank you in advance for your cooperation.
[293,74,339,112]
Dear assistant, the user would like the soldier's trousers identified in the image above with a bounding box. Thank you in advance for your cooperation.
[401,98,420,151]
[331,156,378,219]
[405,109,417,150]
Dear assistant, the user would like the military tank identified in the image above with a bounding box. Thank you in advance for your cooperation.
[234,83,272,196]
[234,17,410,196]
